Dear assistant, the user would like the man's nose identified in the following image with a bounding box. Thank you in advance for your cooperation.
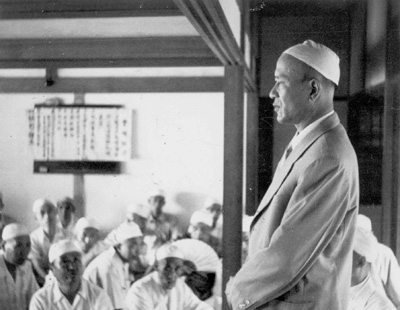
[269,83,278,99]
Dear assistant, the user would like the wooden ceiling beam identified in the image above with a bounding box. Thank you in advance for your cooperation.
[173,0,256,91]
[0,36,219,67]
[0,0,181,19]
[0,76,224,93]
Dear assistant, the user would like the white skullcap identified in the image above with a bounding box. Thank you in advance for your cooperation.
[148,188,165,198]
[357,214,372,232]
[2,223,29,241]
[113,222,142,245]
[74,217,99,235]
[32,198,55,214]
[48,239,82,263]
[190,210,214,228]
[156,243,184,261]
[353,226,379,263]
[126,203,150,219]
[283,40,340,86]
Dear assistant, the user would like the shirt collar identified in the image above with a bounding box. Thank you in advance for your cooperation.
[53,279,87,304]
[291,110,334,150]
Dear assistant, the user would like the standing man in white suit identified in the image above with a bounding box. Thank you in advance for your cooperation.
[226,40,359,309]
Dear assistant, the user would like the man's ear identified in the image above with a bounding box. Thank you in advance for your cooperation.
[309,79,321,101]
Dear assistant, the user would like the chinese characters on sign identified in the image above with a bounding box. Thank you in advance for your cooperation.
[28,105,131,161]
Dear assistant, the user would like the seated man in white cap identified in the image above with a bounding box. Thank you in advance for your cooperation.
[125,243,213,310]
[144,189,182,265]
[349,225,396,310]
[29,239,113,310]
[30,199,73,286]
[188,210,221,257]
[357,214,400,309]
[83,222,144,310]
[226,40,359,309]
[56,197,77,234]
[74,217,109,269]
[0,223,39,310]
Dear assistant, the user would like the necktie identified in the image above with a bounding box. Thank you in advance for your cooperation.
[284,143,293,160]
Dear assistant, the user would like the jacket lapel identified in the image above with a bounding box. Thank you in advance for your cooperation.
[251,113,341,230]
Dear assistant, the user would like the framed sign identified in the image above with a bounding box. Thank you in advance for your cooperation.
[28,104,132,173]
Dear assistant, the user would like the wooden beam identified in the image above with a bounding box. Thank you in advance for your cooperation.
[222,65,244,310]
[0,58,221,69]
[0,0,181,19]
[0,76,224,93]
[0,37,216,63]
[173,0,257,91]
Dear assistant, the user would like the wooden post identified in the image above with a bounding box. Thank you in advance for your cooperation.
[222,65,244,310]
[245,92,259,215]
[73,93,85,218]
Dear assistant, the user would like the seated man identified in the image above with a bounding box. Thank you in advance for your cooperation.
[357,214,400,309]
[125,243,213,310]
[29,199,73,286]
[0,223,39,310]
[83,222,144,310]
[29,239,113,310]
[349,224,396,310]
[74,217,109,269]
[56,197,77,233]
[188,210,221,257]
[144,190,181,264]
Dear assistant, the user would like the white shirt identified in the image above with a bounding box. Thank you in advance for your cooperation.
[83,247,130,310]
[29,226,73,273]
[124,271,214,310]
[371,243,400,309]
[349,274,396,310]
[0,255,39,310]
[29,278,113,310]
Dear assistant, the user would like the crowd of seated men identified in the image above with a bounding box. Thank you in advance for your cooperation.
[1,188,400,310]
[0,190,224,310]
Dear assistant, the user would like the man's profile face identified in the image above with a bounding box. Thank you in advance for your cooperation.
[269,53,311,126]
[52,252,82,288]
[3,235,31,265]
[156,257,183,290]
[116,236,143,262]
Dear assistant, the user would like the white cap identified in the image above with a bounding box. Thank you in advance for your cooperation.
[353,226,379,263]
[113,222,142,245]
[2,223,29,241]
[48,239,82,263]
[156,243,184,261]
[32,198,55,214]
[126,203,150,219]
[357,214,372,232]
[74,217,99,235]
[148,188,165,198]
[190,210,214,228]
[283,40,340,86]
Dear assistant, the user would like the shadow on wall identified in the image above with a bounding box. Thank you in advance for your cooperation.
[174,191,210,233]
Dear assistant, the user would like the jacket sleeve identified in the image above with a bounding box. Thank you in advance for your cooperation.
[228,157,357,309]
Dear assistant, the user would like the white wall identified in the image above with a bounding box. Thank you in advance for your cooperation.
[0,93,224,233]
